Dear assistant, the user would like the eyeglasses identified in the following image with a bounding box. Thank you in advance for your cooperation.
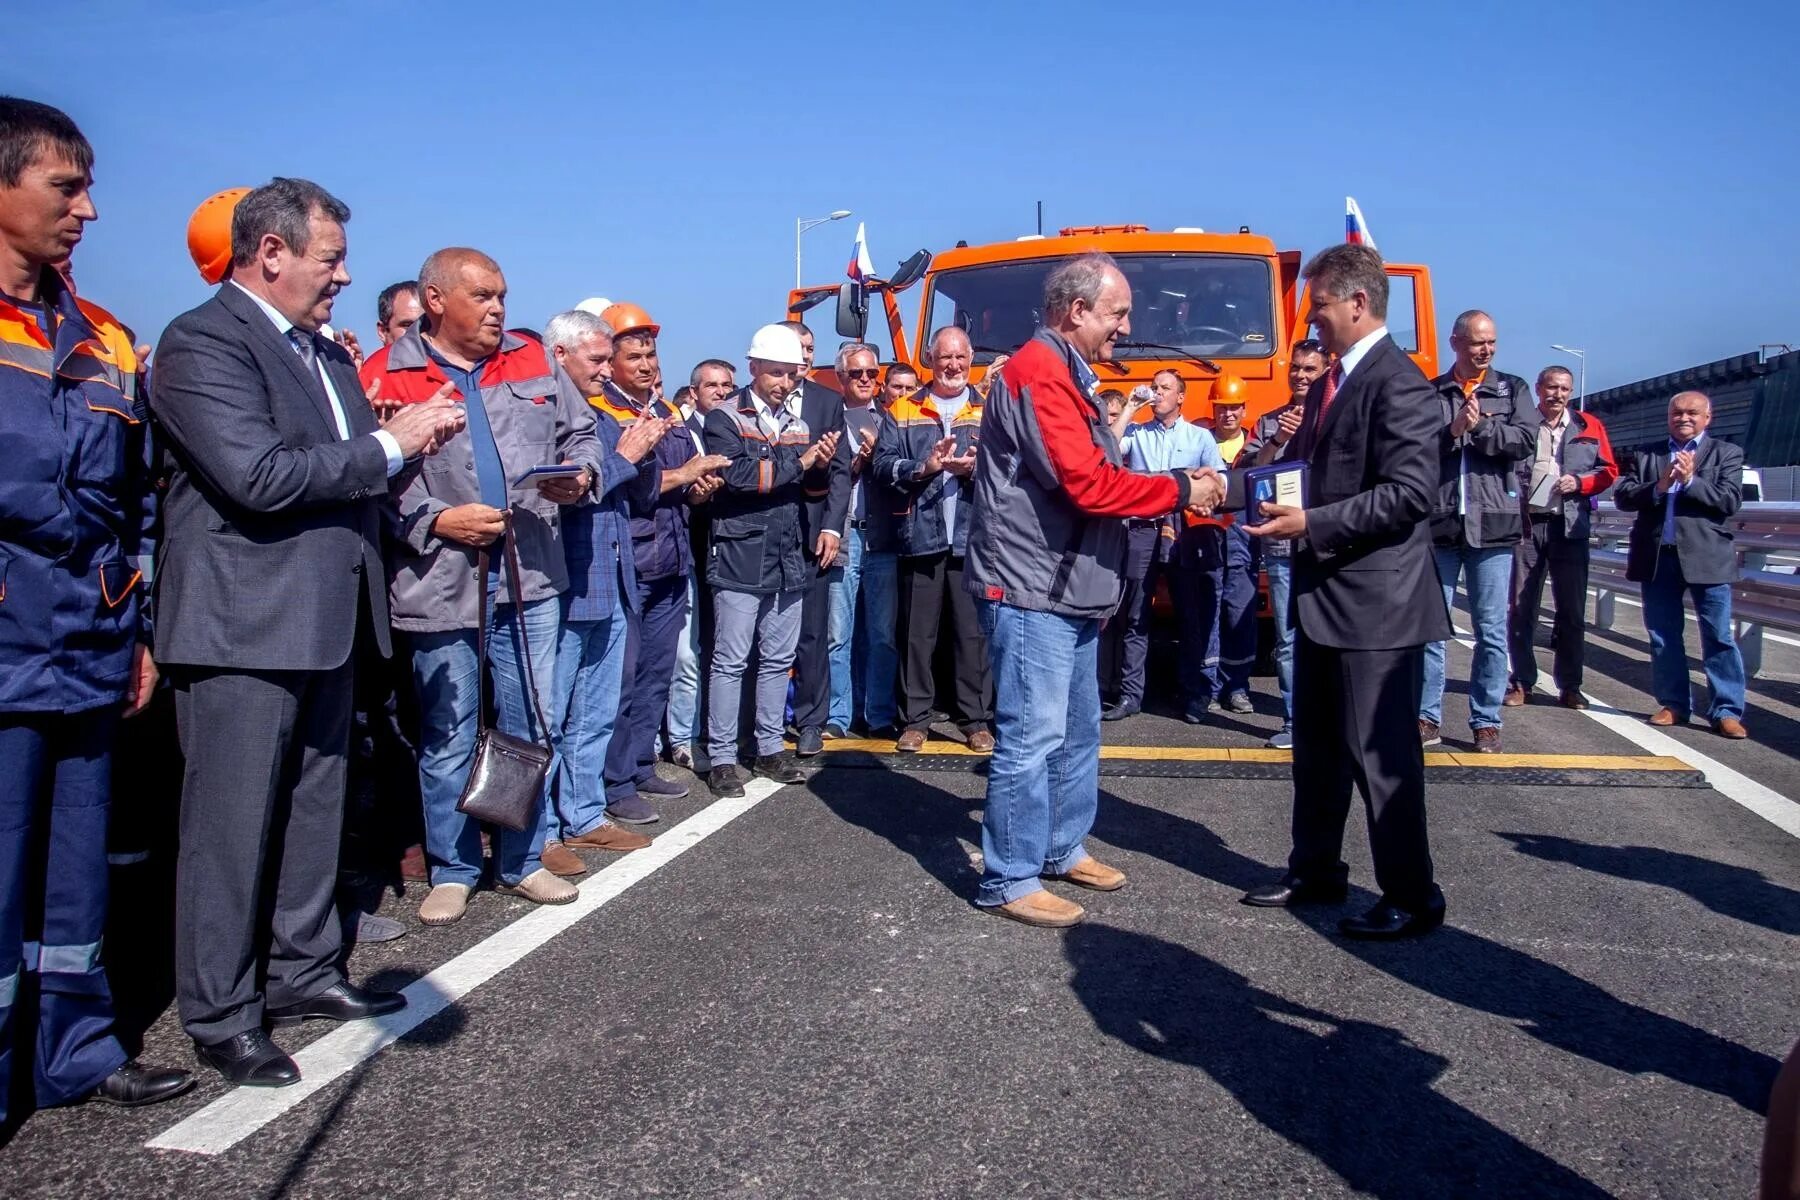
[844,368,881,380]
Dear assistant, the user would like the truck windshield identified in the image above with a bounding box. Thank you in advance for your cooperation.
[925,253,1275,362]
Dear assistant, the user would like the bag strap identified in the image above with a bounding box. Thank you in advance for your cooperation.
[472,511,552,747]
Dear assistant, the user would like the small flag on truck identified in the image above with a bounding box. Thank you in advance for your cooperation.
[847,221,875,282]
[1345,197,1377,250]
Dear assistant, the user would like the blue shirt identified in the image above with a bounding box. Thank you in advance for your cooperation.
[1663,435,1703,545]
[426,347,506,511]
[1121,416,1225,474]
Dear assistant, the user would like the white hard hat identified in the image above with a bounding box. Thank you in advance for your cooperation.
[745,323,805,366]
[575,297,613,316]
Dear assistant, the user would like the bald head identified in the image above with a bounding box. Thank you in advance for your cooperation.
[928,325,973,397]
[1449,309,1496,377]
[419,247,507,362]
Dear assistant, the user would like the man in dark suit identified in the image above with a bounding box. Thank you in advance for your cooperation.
[1612,391,1747,738]
[779,320,853,758]
[1242,243,1452,940]
[150,178,463,1086]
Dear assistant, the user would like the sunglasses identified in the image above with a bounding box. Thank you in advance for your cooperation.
[844,368,882,380]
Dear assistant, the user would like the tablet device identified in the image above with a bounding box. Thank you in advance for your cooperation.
[510,464,584,489]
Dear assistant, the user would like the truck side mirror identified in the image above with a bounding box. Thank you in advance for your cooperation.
[835,282,868,339]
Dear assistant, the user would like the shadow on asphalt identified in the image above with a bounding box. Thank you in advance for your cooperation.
[1064,922,1613,1199]
[1496,831,1800,936]
[1094,791,1783,1114]
[810,763,983,902]
[1578,631,1800,745]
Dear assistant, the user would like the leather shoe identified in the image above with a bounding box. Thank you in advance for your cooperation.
[755,752,807,784]
[196,1030,300,1088]
[1338,893,1446,940]
[566,823,651,851]
[1101,701,1140,722]
[795,726,825,757]
[1045,857,1127,892]
[268,980,407,1026]
[1713,716,1749,739]
[1502,683,1526,707]
[540,841,588,878]
[988,890,1085,928]
[896,728,928,753]
[1559,689,1588,709]
[1240,873,1348,908]
[967,728,995,754]
[1648,707,1689,727]
[707,764,746,798]
[90,1059,196,1107]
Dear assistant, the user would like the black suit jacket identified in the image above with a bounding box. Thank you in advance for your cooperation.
[1613,436,1742,586]
[149,285,395,670]
[1290,334,1452,650]
[795,379,852,560]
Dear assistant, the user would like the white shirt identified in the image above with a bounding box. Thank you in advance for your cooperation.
[749,388,785,440]
[1334,325,1390,384]
[932,386,972,537]
[231,282,404,476]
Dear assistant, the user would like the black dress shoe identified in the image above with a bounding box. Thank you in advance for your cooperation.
[795,726,825,757]
[707,764,746,798]
[89,1059,197,1107]
[1101,701,1140,722]
[754,752,807,784]
[1338,893,1446,940]
[196,1029,300,1088]
[1240,873,1349,908]
[267,980,407,1026]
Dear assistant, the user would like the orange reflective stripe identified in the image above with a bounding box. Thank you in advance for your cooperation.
[98,566,141,608]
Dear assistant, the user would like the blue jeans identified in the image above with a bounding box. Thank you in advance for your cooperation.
[411,596,561,888]
[1421,544,1512,730]
[553,590,628,841]
[665,573,702,751]
[827,526,865,730]
[859,549,900,730]
[1266,554,1295,723]
[1641,552,1747,720]
[975,600,1102,907]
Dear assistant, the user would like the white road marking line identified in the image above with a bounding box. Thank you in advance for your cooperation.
[147,779,786,1156]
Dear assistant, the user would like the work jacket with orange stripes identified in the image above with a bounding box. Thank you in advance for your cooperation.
[869,385,983,558]
[0,269,154,713]
[703,387,813,594]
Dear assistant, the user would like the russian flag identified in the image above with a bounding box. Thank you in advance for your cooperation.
[1345,196,1377,250]
[847,221,875,282]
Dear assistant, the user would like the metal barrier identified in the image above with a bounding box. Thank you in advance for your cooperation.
[1588,501,1800,677]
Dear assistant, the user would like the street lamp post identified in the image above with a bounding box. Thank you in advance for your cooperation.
[796,210,853,289]
[1551,343,1587,411]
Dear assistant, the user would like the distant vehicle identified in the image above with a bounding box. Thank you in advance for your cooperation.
[788,222,1439,430]
[1743,467,1763,502]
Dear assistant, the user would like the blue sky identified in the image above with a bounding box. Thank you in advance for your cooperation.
[15,0,1798,394]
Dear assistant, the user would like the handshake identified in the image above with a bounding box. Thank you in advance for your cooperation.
[1183,467,1226,516]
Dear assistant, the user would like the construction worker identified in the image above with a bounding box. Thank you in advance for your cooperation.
[1203,373,1261,715]
[598,303,724,822]
[0,96,194,1119]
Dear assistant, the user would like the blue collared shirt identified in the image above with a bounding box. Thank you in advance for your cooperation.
[1663,435,1703,545]
[1121,415,1225,474]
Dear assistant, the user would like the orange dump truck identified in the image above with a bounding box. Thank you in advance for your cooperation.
[789,223,1438,424]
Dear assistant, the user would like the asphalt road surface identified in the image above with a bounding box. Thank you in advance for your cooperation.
[4,606,1797,1198]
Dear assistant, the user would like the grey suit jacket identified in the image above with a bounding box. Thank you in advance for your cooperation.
[149,284,396,671]
[1614,436,1743,586]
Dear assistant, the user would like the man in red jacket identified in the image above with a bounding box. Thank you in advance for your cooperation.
[964,252,1222,928]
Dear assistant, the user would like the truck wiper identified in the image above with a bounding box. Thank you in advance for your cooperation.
[1114,341,1222,374]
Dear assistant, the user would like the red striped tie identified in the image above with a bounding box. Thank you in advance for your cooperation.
[1315,362,1344,425]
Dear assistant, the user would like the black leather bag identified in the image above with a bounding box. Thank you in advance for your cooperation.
[455,519,553,833]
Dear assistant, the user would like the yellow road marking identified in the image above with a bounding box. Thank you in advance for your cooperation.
[821,739,1691,772]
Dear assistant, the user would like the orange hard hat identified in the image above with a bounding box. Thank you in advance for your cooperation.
[600,302,659,340]
[1208,372,1248,405]
[187,188,250,285]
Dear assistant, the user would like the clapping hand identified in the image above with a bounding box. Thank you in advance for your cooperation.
[1671,450,1696,485]
[1449,392,1482,437]
[335,327,366,370]
[1275,405,1304,445]
[942,445,978,478]
[617,413,672,464]
[1245,501,1307,539]
[919,435,956,477]
[365,377,404,422]
[800,429,841,470]
[381,381,466,457]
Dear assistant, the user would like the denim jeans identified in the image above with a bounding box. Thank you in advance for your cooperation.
[1265,554,1295,724]
[553,590,628,841]
[411,596,560,888]
[1641,551,1747,720]
[975,600,1102,907]
[665,573,702,752]
[827,526,865,731]
[859,550,900,730]
[1421,543,1512,730]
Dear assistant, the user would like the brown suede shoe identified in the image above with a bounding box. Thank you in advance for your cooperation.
[896,728,927,753]
[1713,716,1748,740]
[1473,727,1501,753]
[1648,707,1689,727]
[990,890,1085,928]
[540,842,588,878]
[1047,857,1127,892]
[967,728,995,754]
[566,824,652,852]
[1559,689,1589,710]
[1502,683,1526,707]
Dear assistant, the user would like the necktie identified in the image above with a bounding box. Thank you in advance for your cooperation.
[1315,362,1344,425]
[288,328,316,368]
